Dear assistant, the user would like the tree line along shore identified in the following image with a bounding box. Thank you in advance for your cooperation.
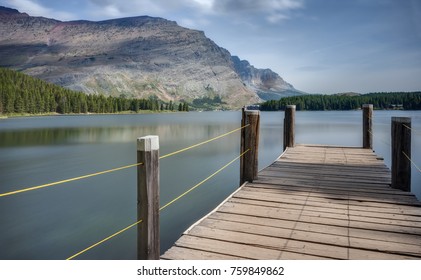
[1,67,420,116]
[260,92,421,111]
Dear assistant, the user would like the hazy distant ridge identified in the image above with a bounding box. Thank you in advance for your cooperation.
[232,56,305,99]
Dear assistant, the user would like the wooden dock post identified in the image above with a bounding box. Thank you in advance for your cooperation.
[137,135,160,259]
[362,104,373,149]
[391,117,411,192]
[240,107,246,184]
[240,110,260,185]
[283,105,296,151]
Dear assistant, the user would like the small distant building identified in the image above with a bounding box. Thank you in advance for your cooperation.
[389,104,404,110]
[245,105,260,110]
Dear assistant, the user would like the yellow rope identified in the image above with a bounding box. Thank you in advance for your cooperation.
[369,128,419,172]
[402,151,421,173]
[160,149,250,211]
[0,163,143,198]
[0,125,249,198]
[159,124,249,159]
[368,129,391,147]
[67,149,250,260]
[66,219,143,260]
[403,124,419,134]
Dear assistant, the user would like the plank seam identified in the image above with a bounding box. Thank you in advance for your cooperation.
[206,213,421,246]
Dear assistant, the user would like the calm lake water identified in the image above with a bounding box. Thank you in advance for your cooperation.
[0,111,420,259]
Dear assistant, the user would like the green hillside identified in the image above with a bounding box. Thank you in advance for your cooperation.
[0,68,188,115]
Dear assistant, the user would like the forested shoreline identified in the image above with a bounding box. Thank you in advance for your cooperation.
[2,68,420,116]
[260,92,421,111]
[0,68,188,115]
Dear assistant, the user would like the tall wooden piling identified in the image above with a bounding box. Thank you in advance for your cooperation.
[283,105,296,151]
[240,110,260,184]
[137,135,160,259]
[240,107,246,185]
[391,117,411,192]
[362,104,373,149]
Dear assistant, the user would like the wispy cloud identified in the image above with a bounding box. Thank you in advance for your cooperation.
[179,17,211,29]
[87,0,166,19]
[5,0,49,15]
[213,0,304,23]
[84,0,304,23]
[410,0,421,38]
[267,13,290,23]
[213,0,303,12]
[295,65,330,72]
[191,0,214,12]
[90,4,124,19]
[3,0,76,20]
[3,0,305,25]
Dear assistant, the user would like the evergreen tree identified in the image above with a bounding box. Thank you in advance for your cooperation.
[14,94,24,113]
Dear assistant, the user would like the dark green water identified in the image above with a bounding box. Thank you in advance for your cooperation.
[0,111,420,259]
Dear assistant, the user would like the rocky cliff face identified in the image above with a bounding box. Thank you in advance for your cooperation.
[0,6,298,108]
[231,56,305,100]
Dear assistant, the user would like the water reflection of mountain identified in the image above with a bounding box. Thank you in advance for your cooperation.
[0,124,241,152]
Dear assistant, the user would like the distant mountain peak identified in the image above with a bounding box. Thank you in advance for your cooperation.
[231,55,305,100]
[0,6,20,14]
[0,6,299,108]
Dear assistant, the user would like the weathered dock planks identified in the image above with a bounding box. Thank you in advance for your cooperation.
[161,145,421,260]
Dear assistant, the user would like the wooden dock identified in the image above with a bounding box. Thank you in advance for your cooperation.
[161,145,421,260]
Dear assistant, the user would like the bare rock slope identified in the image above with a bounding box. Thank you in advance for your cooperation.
[232,56,305,100]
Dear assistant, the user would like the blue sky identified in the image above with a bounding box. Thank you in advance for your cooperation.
[1,0,421,93]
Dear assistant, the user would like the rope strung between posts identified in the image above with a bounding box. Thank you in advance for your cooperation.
[365,112,392,148]
[159,124,249,159]
[0,124,249,198]
[402,151,421,173]
[366,130,420,172]
[66,149,250,260]
[159,149,250,211]
[368,129,391,147]
[0,163,143,198]
[366,115,417,136]
[401,124,421,172]
[403,124,420,134]
[369,124,418,171]
[66,219,143,260]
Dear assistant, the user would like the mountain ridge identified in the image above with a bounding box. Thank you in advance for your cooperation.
[232,56,305,100]
[0,6,302,109]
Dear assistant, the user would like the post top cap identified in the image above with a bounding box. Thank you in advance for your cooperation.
[392,117,411,123]
[362,104,373,108]
[245,110,260,115]
[137,135,159,151]
[286,105,296,109]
